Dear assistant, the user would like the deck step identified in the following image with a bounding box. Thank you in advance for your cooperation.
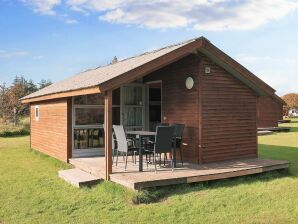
[258,130,273,136]
[58,168,101,187]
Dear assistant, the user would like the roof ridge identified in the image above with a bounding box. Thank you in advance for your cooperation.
[117,37,201,63]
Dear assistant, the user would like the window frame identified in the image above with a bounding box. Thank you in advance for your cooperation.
[72,95,106,156]
[34,106,40,121]
[73,105,104,128]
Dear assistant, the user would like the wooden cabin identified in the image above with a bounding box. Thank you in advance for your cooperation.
[21,37,279,179]
[257,94,285,128]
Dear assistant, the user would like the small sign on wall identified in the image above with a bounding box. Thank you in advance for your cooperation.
[205,66,211,74]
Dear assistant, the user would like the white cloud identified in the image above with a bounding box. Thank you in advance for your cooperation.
[255,69,298,96]
[65,18,78,24]
[0,50,30,59]
[22,0,298,30]
[22,1,79,24]
[66,0,298,30]
[22,0,61,15]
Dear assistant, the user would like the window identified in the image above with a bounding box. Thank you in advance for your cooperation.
[121,85,145,130]
[112,88,121,125]
[75,108,104,126]
[73,94,105,151]
[74,94,104,105]
[34,106,39,121]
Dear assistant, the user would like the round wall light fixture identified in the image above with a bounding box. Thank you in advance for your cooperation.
[185,77,194,90]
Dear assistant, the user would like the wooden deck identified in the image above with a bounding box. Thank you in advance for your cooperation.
[278,119,291,124]
[69,157,289,190]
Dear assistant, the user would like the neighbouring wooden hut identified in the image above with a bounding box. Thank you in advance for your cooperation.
[21,37,279,179]
[257,94,285,128]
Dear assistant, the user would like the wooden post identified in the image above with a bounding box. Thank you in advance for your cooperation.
[104,90,112,180]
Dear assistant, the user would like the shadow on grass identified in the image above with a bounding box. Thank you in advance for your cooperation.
[288,127,298,132]
[133,144,297,204]
[133,169,291,204]
[287,120,298,124]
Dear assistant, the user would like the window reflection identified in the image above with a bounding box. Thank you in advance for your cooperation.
[74,128,104,149]
[75,108,104,126]
[123,86,143,105]
[74,94,104,105]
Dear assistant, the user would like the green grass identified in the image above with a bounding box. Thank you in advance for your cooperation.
[0,117,30,137]
[0,120,298,223]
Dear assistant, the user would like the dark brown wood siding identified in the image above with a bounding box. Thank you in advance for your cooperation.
[30,98,71,162]
[257,96,283,128]
[199,53,258,163]
[145,54,200,163]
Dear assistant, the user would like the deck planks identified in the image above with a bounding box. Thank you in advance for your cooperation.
[69,157,289,190]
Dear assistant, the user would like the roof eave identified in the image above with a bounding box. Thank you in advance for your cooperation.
[21,86,101,103]
[21,36,277,103]
[272,94,287,105]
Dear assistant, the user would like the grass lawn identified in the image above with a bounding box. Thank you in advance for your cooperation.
[0,120,298,223]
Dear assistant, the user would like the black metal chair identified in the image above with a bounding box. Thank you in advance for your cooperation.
[151,126,175,172]
[171,124,185,166]
[112,125,139,170]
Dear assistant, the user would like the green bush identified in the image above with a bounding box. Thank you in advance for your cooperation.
[0,117,30,137]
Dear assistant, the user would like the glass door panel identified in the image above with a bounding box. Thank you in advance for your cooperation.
[123,86,143,106]
[121,85,145,131]
[123,107,143,127]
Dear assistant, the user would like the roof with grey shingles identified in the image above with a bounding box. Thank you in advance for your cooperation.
[22,38,197,100]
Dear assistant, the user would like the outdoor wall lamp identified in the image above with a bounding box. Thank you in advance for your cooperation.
[185,76,194,90]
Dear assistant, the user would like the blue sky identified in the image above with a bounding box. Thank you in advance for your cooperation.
[1,0,298,95]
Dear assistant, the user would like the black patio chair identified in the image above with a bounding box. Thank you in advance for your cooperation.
[171,124,185,166]
[150,126,175,172]
[144,123,170,164]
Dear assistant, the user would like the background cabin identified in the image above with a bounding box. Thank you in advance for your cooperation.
[257,94,285,128]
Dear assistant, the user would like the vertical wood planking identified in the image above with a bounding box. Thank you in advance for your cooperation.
[104,90,113,180]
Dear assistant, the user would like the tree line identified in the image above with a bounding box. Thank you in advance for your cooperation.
[282,93,298,116]
[282,93,298,109]
[0,76,52,125]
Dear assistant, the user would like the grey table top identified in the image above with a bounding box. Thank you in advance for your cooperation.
[126,131,156,136]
